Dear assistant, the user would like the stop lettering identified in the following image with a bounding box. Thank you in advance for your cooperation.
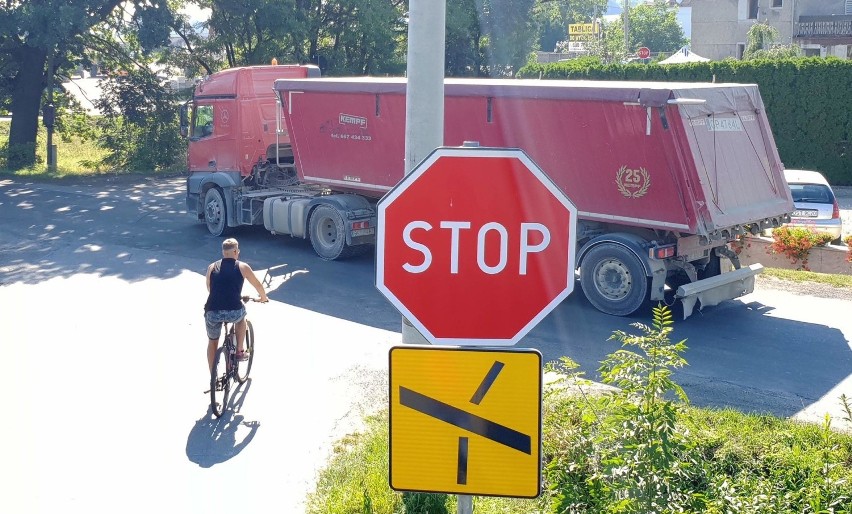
[376,147,578,346]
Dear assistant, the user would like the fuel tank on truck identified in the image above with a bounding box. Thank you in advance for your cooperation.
[274,77,793,238]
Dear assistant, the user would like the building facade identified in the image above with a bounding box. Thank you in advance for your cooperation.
[691,0,852,60]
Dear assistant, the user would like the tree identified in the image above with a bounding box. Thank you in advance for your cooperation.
[532,0,607,53]
[0,0,177,169]
[589,0,686,62]
[192,0,406,76]
[446,0,485,76]
[743,22,801,59]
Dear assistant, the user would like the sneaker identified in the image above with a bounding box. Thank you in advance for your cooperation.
[235,350,250,361]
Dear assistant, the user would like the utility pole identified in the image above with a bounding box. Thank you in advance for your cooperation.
[44,53,57,170]
[402,0,445,349]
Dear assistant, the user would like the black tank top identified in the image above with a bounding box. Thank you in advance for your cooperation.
[204,258,244,312]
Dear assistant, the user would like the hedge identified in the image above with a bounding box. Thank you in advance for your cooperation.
[517,57,852,186]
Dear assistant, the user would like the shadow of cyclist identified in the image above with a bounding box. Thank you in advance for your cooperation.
[185,379,259,468]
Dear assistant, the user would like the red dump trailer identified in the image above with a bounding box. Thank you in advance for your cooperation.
[269,77,793,317]
[182,70,794,317]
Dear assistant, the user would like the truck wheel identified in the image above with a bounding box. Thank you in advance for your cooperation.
[309,204,354,260]
[580,243,649,316]
[204,187,230,236]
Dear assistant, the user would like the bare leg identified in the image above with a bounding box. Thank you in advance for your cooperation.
[207,338,218,374]
[235,318,247,354]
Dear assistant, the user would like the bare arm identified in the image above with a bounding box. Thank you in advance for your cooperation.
[206,263,214,293]
[239,262,269,302]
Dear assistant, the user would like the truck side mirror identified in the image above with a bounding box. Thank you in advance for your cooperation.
[179,103,189,137]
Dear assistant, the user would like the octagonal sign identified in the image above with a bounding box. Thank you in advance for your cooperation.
[376,146,577,346]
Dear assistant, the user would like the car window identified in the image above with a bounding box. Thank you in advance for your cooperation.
[789,184,832,204]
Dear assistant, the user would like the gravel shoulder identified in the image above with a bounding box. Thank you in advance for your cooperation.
[756,274,852,301]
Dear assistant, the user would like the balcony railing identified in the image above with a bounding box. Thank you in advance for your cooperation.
[796,14,852,39]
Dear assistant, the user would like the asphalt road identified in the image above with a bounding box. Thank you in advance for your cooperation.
[1,174,850,513]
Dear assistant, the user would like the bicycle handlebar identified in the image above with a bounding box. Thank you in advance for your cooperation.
[241,296,267,303]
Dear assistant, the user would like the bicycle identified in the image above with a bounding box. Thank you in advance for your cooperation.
[209,296,258,418]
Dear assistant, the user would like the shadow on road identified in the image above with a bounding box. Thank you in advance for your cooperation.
[534,292,852,419]
[186,380,259,467]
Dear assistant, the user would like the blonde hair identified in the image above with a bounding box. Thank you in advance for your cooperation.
[222,238,239,252]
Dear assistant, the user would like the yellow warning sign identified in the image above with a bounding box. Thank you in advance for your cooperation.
[389,346,542,498]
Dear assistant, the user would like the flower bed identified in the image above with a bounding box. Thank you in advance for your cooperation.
[734,236,852,275]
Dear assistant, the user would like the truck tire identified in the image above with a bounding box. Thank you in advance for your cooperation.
[580,243,649,316]
[204,187,231,237]
[309,204,355,260]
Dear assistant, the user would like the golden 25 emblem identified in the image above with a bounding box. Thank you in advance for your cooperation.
[616,166,650,199]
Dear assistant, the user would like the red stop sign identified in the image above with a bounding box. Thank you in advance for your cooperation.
[637,47,651,59]
[376,147,577,346]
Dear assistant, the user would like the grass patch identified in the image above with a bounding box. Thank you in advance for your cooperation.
[762,267,852,288]
[0,119,109,178]
[307,395,852,514]
[306,307,852,514]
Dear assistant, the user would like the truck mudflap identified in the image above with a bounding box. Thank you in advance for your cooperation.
[676,263,763,319]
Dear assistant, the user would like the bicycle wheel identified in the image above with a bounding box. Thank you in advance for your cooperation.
[210,346,230,418]
[236,319,254,384]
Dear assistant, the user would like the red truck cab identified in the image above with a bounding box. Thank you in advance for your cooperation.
[184,64,320,222]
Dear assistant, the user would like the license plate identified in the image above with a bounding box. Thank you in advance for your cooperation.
[352,227,375,237]
[792,209,818,217]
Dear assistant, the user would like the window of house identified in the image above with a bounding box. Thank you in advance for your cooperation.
[846,0,852,15]
[772,0,782,7]
[193,105,214,138]
[801,47,821,57]
[749,0,759,19]
[737,43,746,59]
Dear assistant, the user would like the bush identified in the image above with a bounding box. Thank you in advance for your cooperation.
[846,235,852,263]
[768,226,834,270]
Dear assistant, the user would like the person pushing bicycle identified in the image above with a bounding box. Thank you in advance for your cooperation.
[204,238,268,373]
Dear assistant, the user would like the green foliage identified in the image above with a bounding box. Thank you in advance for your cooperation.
[517,57,852,186]
[768,226,835,271]
[624,0,688,54]
[532,0,608,53]
[0,120,108,176]
[402,492,449,514]
[306,411,405,514]
[548,304,699,513]
[306,305,852,514]
[744,22,800,60]
[93,70,185,172]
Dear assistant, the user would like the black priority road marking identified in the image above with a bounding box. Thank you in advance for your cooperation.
[457,437,469,484]
[470,361,505,405]
[398,386,531,454]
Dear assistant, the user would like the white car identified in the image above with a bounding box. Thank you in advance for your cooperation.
[783,169,843,243]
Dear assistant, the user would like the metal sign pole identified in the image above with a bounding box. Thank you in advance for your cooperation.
[402,0,446,347]
[458,494,473,514]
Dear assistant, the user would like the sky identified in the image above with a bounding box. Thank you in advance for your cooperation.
[180,3,210,23]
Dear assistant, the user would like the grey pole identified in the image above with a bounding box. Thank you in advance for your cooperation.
[45,54,57,170]
[402,0,445,346]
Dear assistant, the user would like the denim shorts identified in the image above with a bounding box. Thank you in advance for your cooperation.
[205,307,247,340]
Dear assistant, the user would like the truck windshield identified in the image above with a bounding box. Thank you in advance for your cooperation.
[193,105,214,138]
